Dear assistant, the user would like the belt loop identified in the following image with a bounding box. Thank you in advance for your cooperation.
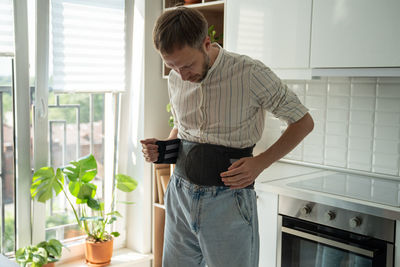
[212,187,218,197]
[175,175,182,188]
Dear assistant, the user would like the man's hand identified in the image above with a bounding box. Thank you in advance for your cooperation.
[140,138,159,162]
[220,156,265,189]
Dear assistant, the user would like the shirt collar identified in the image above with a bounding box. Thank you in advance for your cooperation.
[201,43,224,83]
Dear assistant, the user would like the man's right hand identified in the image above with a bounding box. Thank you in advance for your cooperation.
[140,138,159,162]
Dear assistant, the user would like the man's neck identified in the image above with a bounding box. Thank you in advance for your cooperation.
[208,43,220,68]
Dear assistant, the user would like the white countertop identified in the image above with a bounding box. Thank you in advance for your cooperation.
[255,161,400,221]
[255,161,324,183]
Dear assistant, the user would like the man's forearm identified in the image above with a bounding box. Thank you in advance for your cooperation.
[167,128,178,140]
[257,113,314,169]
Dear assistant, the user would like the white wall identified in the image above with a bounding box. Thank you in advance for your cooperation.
[118,0,170,254]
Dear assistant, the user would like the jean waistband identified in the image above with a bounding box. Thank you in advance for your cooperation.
[174,140,255,188]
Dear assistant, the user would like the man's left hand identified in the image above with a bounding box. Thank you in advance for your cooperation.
[220,156,265,189]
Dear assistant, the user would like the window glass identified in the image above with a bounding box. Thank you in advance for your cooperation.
[0,57,15,254]
[45,92,105,240]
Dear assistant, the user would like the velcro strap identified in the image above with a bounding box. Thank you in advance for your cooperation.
[154,139,181,164]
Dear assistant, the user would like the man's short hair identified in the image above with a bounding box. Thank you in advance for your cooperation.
[153,7,208,54]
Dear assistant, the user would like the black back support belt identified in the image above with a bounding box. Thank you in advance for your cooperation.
[174,139,255,188]
[154,139,181,164]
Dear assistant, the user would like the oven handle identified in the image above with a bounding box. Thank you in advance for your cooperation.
[281,226,374,258]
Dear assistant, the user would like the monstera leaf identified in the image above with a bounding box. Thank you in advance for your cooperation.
[63,154,97,183]
[63,154,98,206]
[31,167,64,203]
[68,181,97,203]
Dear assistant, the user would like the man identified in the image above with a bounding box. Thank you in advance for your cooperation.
[141,7,314,267]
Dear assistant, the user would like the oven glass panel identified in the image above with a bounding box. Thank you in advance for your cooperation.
[282,232,372,267]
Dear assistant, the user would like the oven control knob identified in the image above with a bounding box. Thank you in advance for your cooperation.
[300,205,312,215]
[324,211,336,221]
[349,217,362,228]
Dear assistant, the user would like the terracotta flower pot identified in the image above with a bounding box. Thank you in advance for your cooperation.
[85,238,114,267]
[184,0,202,5]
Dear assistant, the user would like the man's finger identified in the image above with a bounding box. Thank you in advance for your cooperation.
[142,146,158,152]
[222,173,245,184]
[220,166,243,177]
[228,158,245,170]
[140,138,157,145]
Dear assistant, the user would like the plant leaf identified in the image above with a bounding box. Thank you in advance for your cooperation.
[63,166,79,182]
[80,216,104,222]
[68,181,81,198]
[116,174,138,192]
[45,246,58,258]
[107,216,117,224]
[111,232,120,237]
[15,248,26,262]
[106,211,122,217]
[63,154,97,183]
[87,197,101,210]
[31,167,64,203]
[77,183,96,200]
[48,239,63,257]
[117,200,136,205]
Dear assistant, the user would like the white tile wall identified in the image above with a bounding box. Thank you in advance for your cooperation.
[264,77,400,177]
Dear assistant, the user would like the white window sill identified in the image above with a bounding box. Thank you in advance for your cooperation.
[57,248,153,267]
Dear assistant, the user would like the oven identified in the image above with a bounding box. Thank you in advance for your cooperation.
[278,195,395,267]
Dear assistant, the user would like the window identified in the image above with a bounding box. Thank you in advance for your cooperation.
[2,0,127,259]
[41,0,126,247]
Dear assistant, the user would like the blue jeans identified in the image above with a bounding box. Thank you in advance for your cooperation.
[162,174,259,267]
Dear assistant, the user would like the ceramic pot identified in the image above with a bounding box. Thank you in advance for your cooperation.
[85,238,113,267]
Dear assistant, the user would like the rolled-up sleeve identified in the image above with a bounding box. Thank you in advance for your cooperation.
[250,63,308,124]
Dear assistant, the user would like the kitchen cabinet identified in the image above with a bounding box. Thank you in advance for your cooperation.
[311,0,400,68]
[256,190,279,267]
[225,0,312,79]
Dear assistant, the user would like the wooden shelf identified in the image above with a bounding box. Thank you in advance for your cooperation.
[153,203,166,209]
[164,1,224,11]
[152,164,172,267]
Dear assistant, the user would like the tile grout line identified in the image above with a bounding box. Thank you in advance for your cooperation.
[371,77,378,173]
[346,78,353,169]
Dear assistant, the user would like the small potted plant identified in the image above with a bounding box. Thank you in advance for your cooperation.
[15,239,62,267]
[30,154,138,266]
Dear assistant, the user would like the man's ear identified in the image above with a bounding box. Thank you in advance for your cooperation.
[203,36,211,51]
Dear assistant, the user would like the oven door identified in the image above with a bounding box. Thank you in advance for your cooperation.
[278,215,393,267]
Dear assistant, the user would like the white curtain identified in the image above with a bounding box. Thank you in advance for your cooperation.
[0,0,14,54]
[51,0,125,92]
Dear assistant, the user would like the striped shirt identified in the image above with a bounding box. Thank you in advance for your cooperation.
[168,45,308,149]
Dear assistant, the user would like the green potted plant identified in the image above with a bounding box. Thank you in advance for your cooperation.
[208,25,223,44]
[30,154,138,266]
[15,239,62,267]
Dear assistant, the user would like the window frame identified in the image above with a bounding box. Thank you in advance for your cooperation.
[13,0,32,250]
